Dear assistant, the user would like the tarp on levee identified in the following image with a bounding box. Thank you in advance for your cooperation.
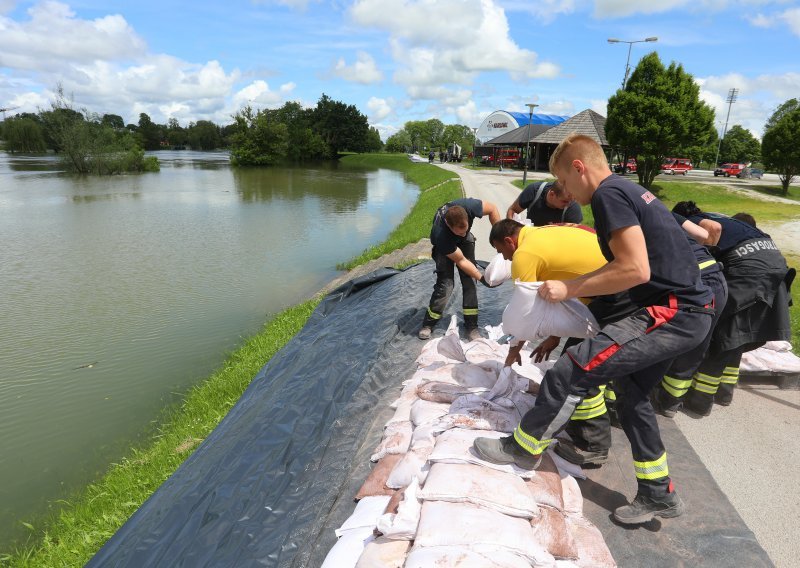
[88,262,771,567]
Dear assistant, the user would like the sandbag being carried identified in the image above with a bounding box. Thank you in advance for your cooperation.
[503,281,599,341]
[484,252,513,287]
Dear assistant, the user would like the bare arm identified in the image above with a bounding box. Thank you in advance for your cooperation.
[446,247,482,280]
[482,201,501,225]
[538,225,650,302]
[680,219,709,242]
[698,219,722,246]
[506,198,524,219]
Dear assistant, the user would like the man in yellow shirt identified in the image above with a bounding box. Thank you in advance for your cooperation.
[489,219,613,465]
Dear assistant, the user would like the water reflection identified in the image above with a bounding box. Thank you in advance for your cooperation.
[0,150,419,548]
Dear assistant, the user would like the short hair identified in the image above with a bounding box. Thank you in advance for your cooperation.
[489,219,524,245]
[732,212,757,227]
[444,205,468,228]
[549,133,607,176]
[548,180,565,197]
[672,201,703,217]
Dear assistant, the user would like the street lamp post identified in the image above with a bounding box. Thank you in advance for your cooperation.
[472,127,478,167]
[521,102,538,186]
[607,37,658,89]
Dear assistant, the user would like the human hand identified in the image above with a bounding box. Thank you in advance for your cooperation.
[538,280,569,302]
[504,343,523,367]
[479,275,497,288]
[531,336,560,363]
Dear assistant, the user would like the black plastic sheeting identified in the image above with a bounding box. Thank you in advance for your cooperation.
[87,262,509,567]
[88,262,771,567]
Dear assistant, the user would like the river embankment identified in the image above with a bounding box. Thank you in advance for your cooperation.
[1,153,459,567]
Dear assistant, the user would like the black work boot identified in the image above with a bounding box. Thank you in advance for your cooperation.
[473,435,542,470]
[652,387,682,418]
[614,490,685,524]
[684,389,714,417]
[554,438,608,466]
[715,383,735,406]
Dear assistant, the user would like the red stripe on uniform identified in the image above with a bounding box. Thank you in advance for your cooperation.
[568,344,621,371]
[645,294,678,333]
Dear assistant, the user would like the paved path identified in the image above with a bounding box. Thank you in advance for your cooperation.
[439,161,798,568]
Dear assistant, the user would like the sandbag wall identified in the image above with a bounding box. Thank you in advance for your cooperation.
[323,321,617,567]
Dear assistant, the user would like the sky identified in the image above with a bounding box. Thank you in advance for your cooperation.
[1,0,798,141]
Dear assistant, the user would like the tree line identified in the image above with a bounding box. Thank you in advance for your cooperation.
[606,52,800,193]
[384,119,474,154]
[0,91,384,172]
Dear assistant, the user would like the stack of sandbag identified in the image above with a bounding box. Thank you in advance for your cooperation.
[322,317,616,567]
[740,340,800,376]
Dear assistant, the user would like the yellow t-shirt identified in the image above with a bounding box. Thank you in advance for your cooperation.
[511,224,607,283]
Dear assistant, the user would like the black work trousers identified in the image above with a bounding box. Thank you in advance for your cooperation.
[514,303,713,497]
[422,234,478,330]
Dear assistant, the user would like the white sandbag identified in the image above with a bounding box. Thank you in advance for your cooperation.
[427,428,536,477]
[420,462,540,519]
[525,452,565,510]
[763,340,793,352]
[485,323,506,341]
[409,398,450,427]
[411,361,460,385]
[560,474,583,514]
[433,412,494,432]
[530,505,579,561]
[354,536,410,568]
[451,362,500,389]
[484,366,533,400]
[484,252,513,286]
[370,421,412,462]
[386,447,432,488]
[322,527,375,568]
[503,281,599,342]
[335,495,392,537]
[376,478,422,540]
[414,501,555,566]
[415,338,445,366]
[437,316,468,362]
[404,545,533,568]
[566,513,617,568]
[740,346,800,374]
[464,338,511,364]
[417,381,486,403]
[449,393,534,433]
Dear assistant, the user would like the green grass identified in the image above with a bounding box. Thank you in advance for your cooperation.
[338,153,462,269]
[1,299,320,567]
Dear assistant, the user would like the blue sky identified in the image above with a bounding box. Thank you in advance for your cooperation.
[1,0,798,140]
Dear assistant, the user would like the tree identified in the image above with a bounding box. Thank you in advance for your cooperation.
[101,114,125,130]
[311,93,370,156]
[764,98,799,132]
[385,130,411,152]
[762,107,800,194]
[187,120,222,150]
[719,125,760,164]
[364,126,384,153]
[1,116,47,152]
[606,52,716,189]
[166,117,188,147]
[442,124,475,152]
[228,105,289,166]
[137,113,163,150]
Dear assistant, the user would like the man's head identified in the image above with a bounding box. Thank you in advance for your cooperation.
[672,201,703,217]
[732,212,756,227]
[444,205,469,237]
[489,219,525,260]
[544,181,574,210]
[549,134,611,205]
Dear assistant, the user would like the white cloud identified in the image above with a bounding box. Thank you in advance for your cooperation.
[593,0,691,18]
[750,13,774,27]
[589,99,608,117]
[0,2,146,71]
[780,7,800,35]
[350,0,559,98]
[232,80,296,109]
[500,0,578,23]
[367,96,392,120]
[332,51,383,84]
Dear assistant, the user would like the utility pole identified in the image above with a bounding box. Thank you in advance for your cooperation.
[521,102,538,186]
[714,88,738,168]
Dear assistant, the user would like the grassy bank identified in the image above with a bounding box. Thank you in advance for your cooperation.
[1,152,460,567]
[338,153,462,269]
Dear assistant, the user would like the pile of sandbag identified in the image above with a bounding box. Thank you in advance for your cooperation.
[322,317,616,568]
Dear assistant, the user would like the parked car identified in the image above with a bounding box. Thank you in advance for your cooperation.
[714,163,748,177]
[661,158,693,175]
[745,168,764,179]
[614,158,637,174]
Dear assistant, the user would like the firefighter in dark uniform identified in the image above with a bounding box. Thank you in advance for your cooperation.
[418,197,500,341]
[506,180,583,225]
[669,202,794,415]
[473,134,715,524]
[653,212,730,417]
